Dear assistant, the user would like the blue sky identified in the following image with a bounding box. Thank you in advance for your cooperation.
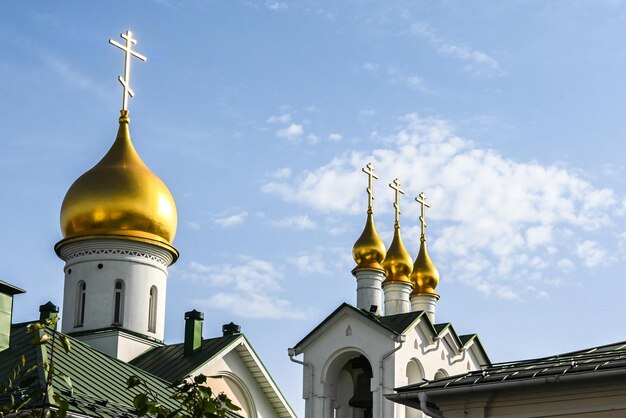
[3,1,626,415]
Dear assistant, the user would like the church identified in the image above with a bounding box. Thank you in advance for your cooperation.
[287,164,490,418]
[3,28,626,418]
[0,30,295,418]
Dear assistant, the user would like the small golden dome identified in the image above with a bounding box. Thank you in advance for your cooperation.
[410,238,440,296]
[58,111,178,255]
[352,210,386,271]
[383,225,413,285]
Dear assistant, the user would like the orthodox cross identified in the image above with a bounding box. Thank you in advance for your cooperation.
[362,163,379,212]
[109,30,147,111]
[415,192,431,239]
[389,178,405,227]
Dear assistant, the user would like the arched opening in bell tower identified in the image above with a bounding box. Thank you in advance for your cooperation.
[324,350,374,418]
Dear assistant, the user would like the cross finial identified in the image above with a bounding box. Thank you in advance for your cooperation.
[415,192,431,240]
[109,30,147,112]
[361,163,379,213]
[389,178,405,227]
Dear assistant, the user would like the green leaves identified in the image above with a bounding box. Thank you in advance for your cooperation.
[127,375,142,389]
[133,392,150,416]
[59,335,71,354]
[128,374,240,418]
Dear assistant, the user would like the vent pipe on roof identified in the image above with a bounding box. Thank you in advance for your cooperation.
[39,301,59,329]
[222,322,241,336]
[184,309,204,356]
[0,280,25,352]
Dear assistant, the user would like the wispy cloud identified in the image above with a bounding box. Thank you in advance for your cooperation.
[42,53,112,102]
[288,254,329,275]
[213,211,248,228]
[271,167,292,180]
[267,113,292,124]
[271,215,316,230]
[263,114,620,299]
[187,222,201,231]
[575,240,612,267]
[328,133,343,141]
[411,23,503,77]
[403,75,430,92]
[182,258,314,320]
[369,64,432,93]
[265,1,287,11]
[276,123,304,140]
[363,62,379,73]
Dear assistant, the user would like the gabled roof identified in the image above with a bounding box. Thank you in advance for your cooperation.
[0,280,25,295]
[392,339,626,398]
[0,322,181,418]
[130,334,240,382]
[293,303,490,365]
[293,303,424,352]
[130,333,296,418]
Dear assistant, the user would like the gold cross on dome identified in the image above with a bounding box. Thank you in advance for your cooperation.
[362,163,379,212]
[415,192,431,238]
[389,178,405,227]
[109,30,147,111]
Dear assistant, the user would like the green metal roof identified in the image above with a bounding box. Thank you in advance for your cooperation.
[131,335,296,418]
[129,334,241,383]
[0,322,182,417]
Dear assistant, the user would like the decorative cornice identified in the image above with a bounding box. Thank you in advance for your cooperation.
[57,238,174,267]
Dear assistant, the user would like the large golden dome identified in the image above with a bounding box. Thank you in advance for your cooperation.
[58,111,178,255]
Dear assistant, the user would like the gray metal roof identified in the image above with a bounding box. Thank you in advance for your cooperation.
[395,339,626,394]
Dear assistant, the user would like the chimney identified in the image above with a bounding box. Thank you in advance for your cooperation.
[0,280,25,352]
[222,322,241,336]
[39,301,59,329]
[184,309,204,356]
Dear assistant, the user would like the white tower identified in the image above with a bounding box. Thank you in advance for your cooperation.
[409,192,440,322]
[55,31,178,361]
[382,179,413,316]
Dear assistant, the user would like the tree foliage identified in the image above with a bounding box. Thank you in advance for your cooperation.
[127,373,241,418]
[0,317,70,418]
[2,318,241,418]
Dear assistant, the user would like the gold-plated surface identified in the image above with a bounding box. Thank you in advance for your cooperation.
[415,192,430,237]
[410,192,440,296]
[352,211,386,271]
[59,111,178,249]
[109,30,147,112]
[362,162,378,212]
[353,163,386,270]
[383,179,413,284]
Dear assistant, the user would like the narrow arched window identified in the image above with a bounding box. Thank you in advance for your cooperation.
[148,286,157,333]
[113,280,124,325]
[75,281,86,327]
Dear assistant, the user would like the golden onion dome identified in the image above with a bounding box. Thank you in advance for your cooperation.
[352,210,386,271]
[382,224,413,285]
[410,238,440,296]
[58,111,178,256]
